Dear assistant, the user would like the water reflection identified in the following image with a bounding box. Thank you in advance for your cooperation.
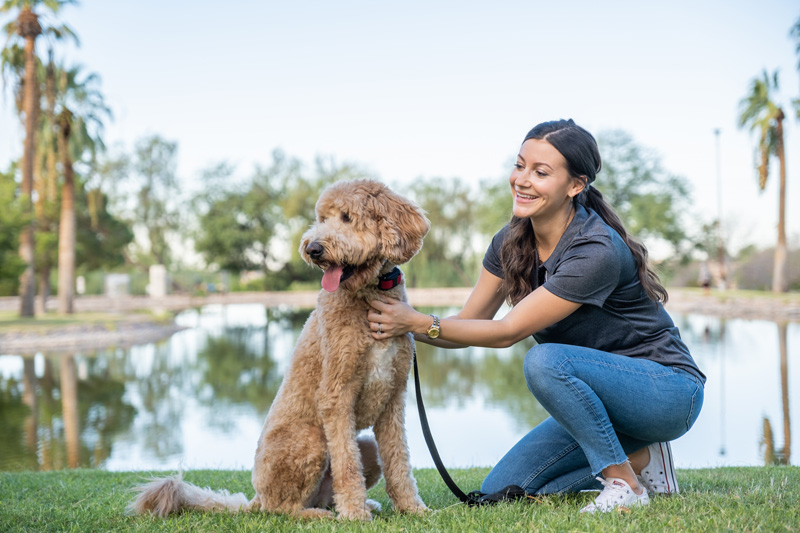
[763,322,791,465]
[0,305,797,472]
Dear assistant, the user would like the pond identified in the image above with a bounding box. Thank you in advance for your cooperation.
[0,303,797,473]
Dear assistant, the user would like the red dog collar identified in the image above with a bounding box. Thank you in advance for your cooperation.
[378,267,403,290]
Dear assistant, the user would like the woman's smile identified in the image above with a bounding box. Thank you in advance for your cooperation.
[514,191,540,205]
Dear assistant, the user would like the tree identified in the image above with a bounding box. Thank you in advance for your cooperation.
[1,0,77,316]
[738,70,790,293]
[53,64,111,313]
[791,16,800,88]
[193,151,372,290]
[74,186,133,273]
[406,177,479,287]
[107,135,182,267]
[0,163,27,296]
[595,130,691,257]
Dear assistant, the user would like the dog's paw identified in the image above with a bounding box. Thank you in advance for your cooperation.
[336,506,374,522]
[396,500,429,515]
[365,498,382,512]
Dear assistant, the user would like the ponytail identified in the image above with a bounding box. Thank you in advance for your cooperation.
[578,185,668,303]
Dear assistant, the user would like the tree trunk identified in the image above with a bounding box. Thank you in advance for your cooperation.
[18,30,39,317]
[778,322,790,464]
[36,266,51,315]
[45,51,58,203]
[57,111,76,314]
[772,111,787,293]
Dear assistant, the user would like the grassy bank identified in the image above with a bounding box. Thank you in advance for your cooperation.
[1,466,798,532]
[0,310,165,335]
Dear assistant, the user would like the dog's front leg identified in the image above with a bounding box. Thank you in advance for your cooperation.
[373,380,428,514]
[318,371,372,520]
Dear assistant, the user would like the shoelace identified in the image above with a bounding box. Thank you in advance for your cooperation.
[590,477,632,508]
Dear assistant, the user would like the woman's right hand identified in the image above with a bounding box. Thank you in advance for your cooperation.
[367,298,428,340]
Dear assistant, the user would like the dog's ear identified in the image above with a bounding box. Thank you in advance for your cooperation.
[376,190,430,264]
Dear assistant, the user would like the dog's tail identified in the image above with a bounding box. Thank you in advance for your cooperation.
[127,473,251,517]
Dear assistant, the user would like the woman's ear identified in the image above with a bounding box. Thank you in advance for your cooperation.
[568,175,588,198]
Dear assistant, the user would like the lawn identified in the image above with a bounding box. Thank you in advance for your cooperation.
[1,466,798,532]
[0,310,165,335]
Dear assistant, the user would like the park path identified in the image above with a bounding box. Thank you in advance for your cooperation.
[1,288,798,354]
[2,287,798,320]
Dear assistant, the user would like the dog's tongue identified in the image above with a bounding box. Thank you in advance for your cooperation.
[321,265,344,292]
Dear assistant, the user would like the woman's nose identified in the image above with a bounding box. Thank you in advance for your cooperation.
[511,170,531,187]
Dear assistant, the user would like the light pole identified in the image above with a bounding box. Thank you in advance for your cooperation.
[714,128,726,290]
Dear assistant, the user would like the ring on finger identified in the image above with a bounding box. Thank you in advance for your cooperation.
[377,323,382,334]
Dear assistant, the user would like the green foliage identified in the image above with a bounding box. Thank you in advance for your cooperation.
[187,130,699,289]
[97,136,182,268]
[193,150,374,289]
[404,177,482,288]
[74,185,133,272]
[595,130,691,255]
[0,165,27,296]
[737,69,784,190]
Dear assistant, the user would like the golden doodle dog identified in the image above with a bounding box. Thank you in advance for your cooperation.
[129,179,430,521]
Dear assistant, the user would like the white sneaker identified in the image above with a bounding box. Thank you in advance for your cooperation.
[580,477,649,513]
[639,442,679,495]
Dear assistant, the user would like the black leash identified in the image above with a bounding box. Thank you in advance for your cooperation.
[412,351,528,506]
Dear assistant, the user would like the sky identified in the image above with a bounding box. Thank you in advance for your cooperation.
[1,0,798,257]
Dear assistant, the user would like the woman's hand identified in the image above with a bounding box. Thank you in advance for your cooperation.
[367,298,427,340]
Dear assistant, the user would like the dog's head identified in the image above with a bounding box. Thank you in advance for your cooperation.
[300,179,430,292]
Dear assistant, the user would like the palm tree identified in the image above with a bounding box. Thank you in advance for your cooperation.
[1,0,77,316]
[54,64,111,314]
[792,17,800,80]
[737,70,789,293]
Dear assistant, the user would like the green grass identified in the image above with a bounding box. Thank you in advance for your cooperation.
[1,467,798,532]
[0,311,168,334]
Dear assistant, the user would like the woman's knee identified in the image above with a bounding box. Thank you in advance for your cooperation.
[523,344,570,393]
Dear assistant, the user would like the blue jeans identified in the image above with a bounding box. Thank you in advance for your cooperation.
[481,343,704,495]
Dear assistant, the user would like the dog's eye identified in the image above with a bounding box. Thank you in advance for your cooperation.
[341,212,351,223]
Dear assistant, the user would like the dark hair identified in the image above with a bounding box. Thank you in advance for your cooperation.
[500,119,668,305]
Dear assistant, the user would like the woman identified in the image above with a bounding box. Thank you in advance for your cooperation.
[367,119,705,514]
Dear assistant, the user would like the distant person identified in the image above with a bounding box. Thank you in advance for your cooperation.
[367,119,706,513]
[699,261,712,295]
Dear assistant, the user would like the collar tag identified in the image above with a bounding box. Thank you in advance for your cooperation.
[378,267,403,290]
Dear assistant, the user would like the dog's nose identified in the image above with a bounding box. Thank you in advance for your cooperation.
[306,242,324,259]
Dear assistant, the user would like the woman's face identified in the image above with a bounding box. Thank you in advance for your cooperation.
[509,138,584,221]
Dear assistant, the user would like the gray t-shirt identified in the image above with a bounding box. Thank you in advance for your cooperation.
[483,204,705,383]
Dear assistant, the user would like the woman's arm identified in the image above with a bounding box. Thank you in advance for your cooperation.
[369,267,581,347]
[396,268,506,349]
[370,279,581,348]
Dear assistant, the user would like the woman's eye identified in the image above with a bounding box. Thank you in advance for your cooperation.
[536,170,548,177]
[514,163,524,170]
[341,212,351,223]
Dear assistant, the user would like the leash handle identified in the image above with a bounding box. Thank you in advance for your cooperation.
[412,352,483,506]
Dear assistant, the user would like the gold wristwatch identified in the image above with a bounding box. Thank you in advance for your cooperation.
[426,314,440,339]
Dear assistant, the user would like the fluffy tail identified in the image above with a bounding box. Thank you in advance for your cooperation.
[127,473,250,517]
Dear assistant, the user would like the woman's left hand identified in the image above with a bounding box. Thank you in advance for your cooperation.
[367,298,424,340]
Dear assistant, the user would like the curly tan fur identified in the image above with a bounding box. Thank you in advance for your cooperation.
[129,179,430,521]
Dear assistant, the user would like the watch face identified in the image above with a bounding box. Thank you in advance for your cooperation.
[428,328,440,339]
